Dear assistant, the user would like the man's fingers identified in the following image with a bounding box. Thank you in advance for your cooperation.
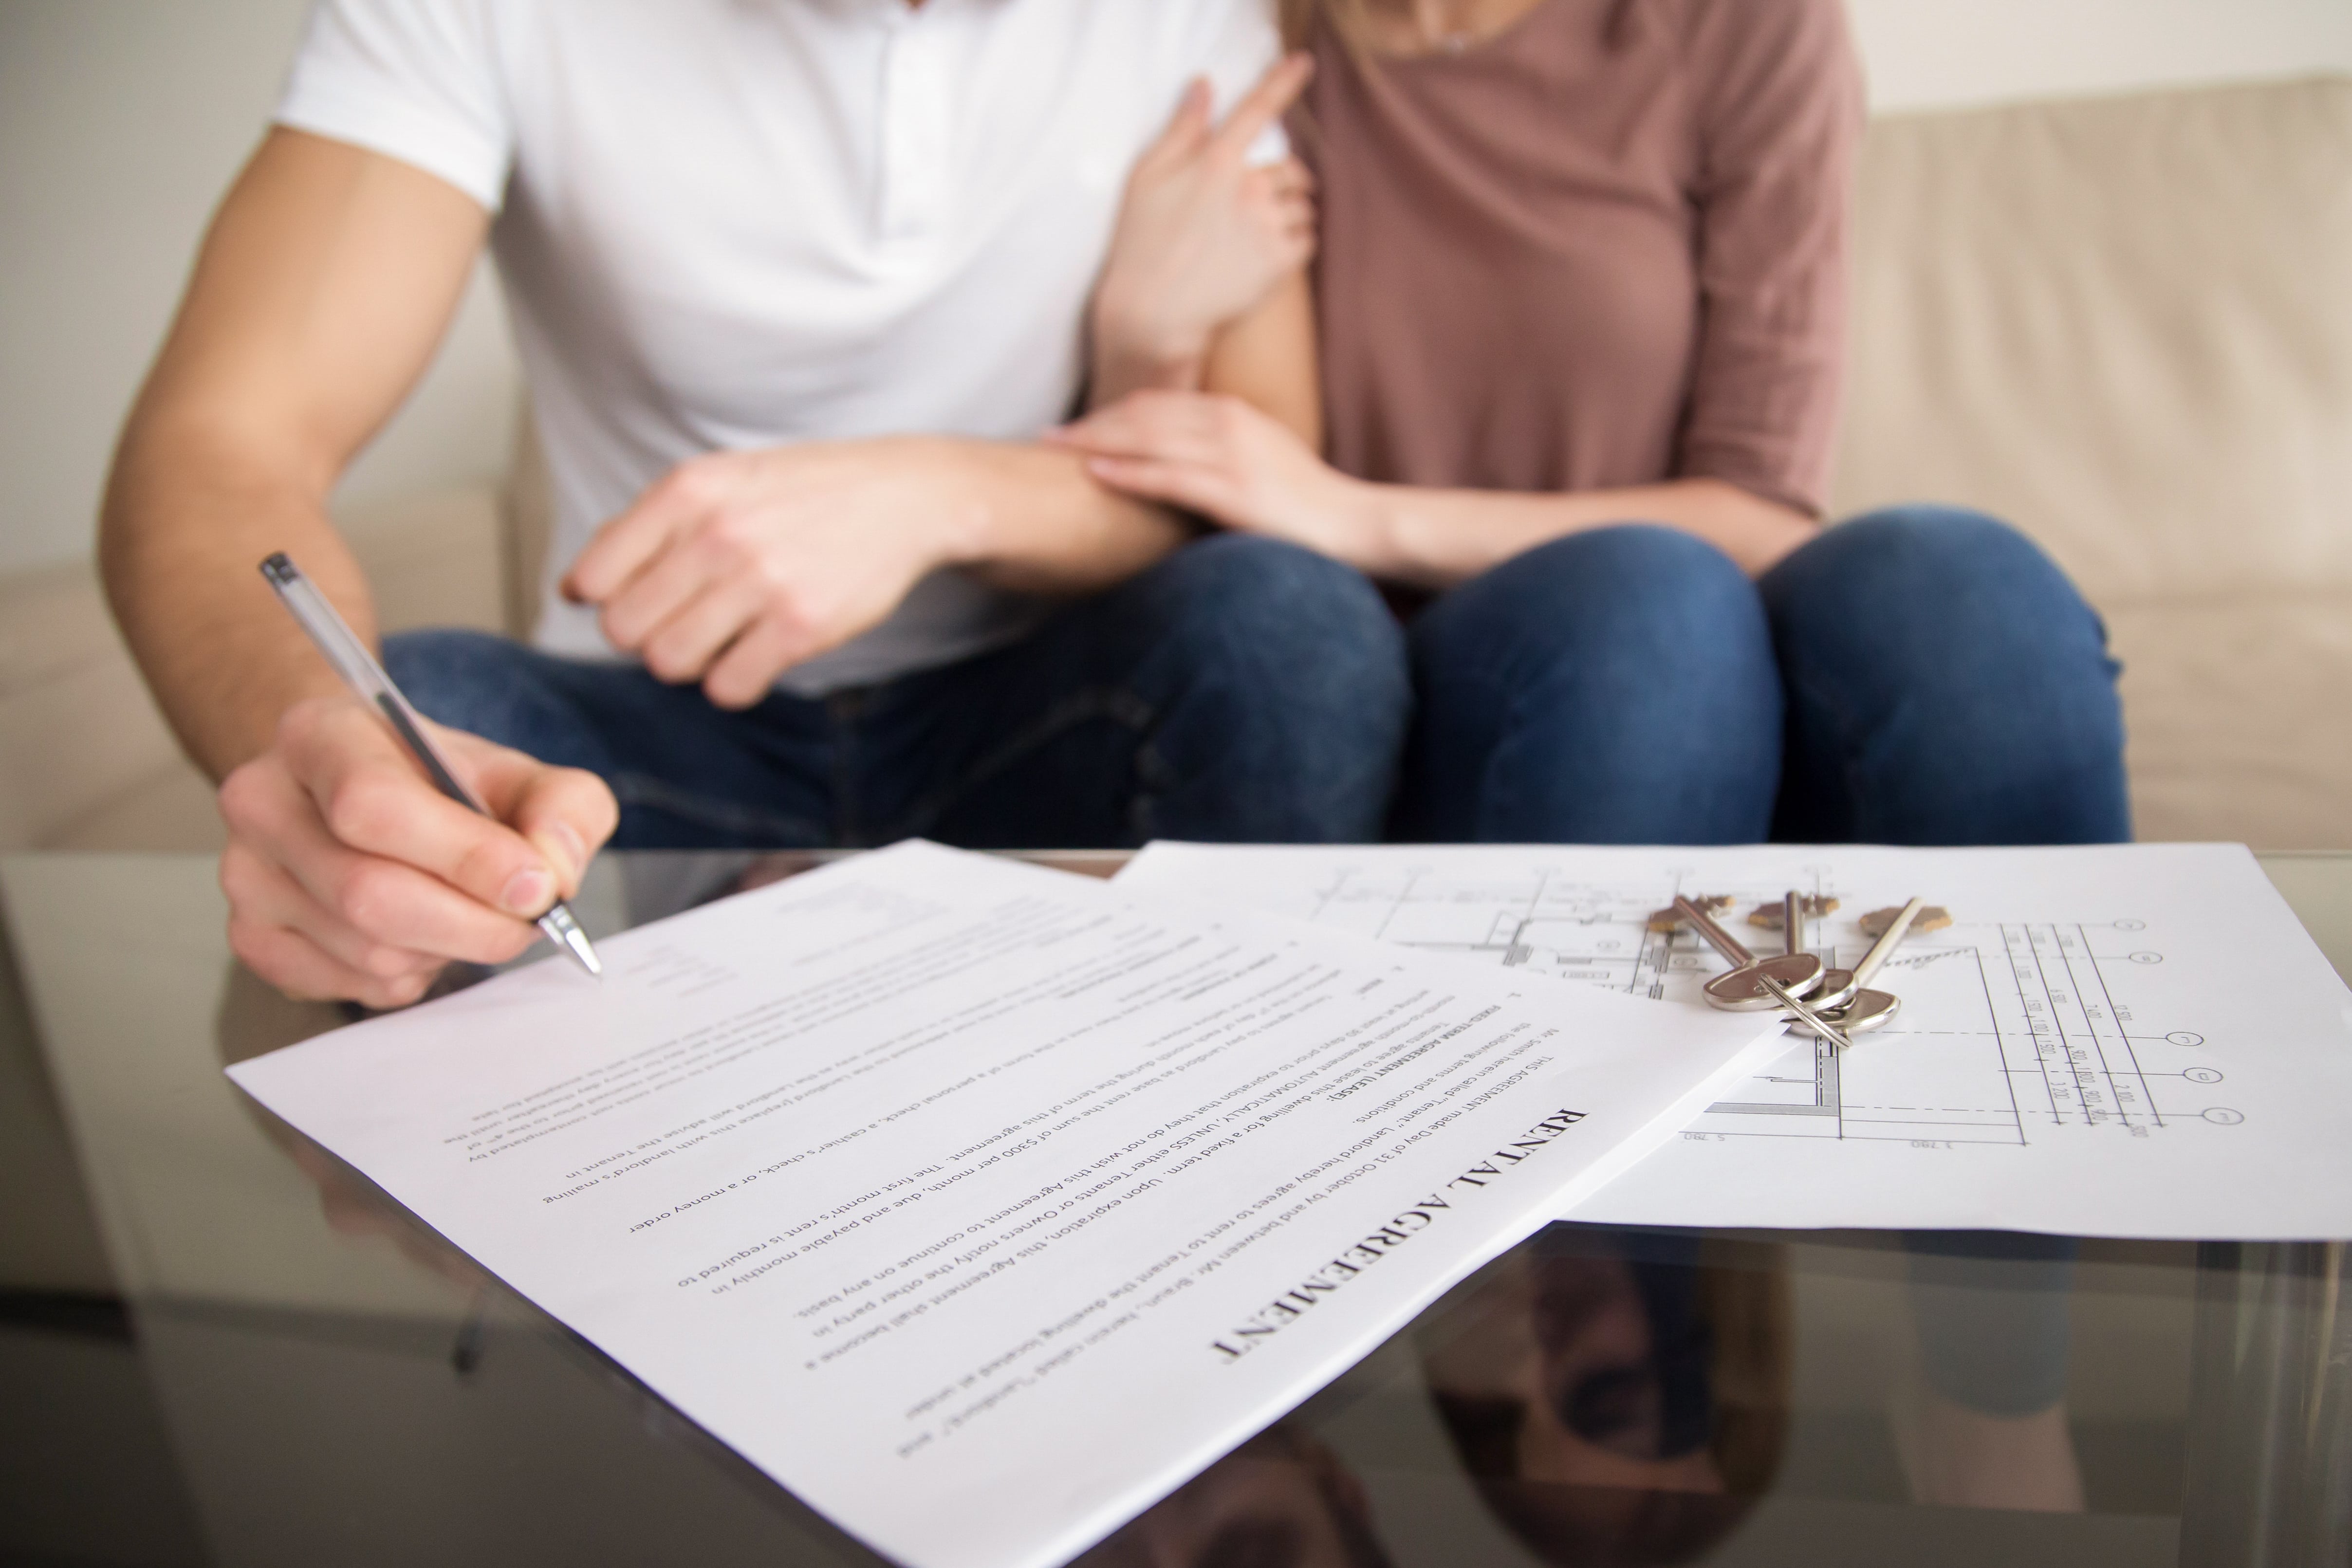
[594,523,735,655]
[226,909,435,1012]
[462,741,620,898]
[637,575,768,686]
[563,460,724,605]
[1211,53,1315,161]
[221,837,444,983]
[272,703,568,929]
[702,613,811,710]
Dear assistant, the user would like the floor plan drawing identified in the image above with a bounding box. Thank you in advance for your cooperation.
[1245,859,2231,1146]
[1115,842,2352,1236]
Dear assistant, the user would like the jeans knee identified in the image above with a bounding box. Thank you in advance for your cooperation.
[1401,529,1780,843]
[1766,508,2114,692]
[1772,508,2091,635]
[1416,525,1765,690]
[1144,534,1409,724]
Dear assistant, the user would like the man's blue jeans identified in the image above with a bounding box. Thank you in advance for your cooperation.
[1395,507,2130,845]
[387,533,1412,849]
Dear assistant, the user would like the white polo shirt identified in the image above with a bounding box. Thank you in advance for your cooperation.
[277,0,1283,694]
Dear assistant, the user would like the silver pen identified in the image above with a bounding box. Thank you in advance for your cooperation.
[259,553,603,978]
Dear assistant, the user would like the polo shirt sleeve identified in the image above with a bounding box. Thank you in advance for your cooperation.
[1190,0,1292,165]
[274,0,513,213]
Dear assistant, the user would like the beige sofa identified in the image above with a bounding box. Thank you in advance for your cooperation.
[1,78,2348,1296]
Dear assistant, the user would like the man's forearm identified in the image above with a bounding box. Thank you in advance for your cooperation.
[102,412,373,781]
[945,439,1197,596]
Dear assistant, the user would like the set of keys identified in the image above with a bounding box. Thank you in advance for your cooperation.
[1651,893,1942,1051]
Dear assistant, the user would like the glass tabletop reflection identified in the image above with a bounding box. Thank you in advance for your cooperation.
[2,848,2348,1568]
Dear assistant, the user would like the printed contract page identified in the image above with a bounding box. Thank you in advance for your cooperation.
[230,843,1778,1568]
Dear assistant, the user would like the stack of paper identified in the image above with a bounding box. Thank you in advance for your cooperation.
[229,842,1780,1568]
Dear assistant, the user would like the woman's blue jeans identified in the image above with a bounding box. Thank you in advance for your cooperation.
[1395,507,2131,846]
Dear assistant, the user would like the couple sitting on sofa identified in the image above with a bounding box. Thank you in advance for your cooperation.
[102,0,2127,1011]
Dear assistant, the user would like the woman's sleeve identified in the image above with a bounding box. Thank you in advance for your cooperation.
[1675,0,1866,516]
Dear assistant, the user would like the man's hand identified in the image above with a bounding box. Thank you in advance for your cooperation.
[218,697,618,1010]
[1090,55,1318,405]
[563,438,989,708]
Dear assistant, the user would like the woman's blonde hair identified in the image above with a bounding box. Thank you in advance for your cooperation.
[1278,0,1369,51]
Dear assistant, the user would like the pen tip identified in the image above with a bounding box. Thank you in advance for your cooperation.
[538,903,604,978]
[566,926,605,978]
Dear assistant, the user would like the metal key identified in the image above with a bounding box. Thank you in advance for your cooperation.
[1674,895,1825,1012]
[1760,973,1856,1052]
[1817,895,1928,1036]
[1782,889,1860,1014]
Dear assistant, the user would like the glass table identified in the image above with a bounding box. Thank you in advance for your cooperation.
[1,849,2347,1568]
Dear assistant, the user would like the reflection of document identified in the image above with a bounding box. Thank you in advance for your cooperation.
[1117,842,2352,1239]
[228,843,1777,1568]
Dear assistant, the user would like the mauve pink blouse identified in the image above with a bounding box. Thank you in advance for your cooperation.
[1295,0,1865,515]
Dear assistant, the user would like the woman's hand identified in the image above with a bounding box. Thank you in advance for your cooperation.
[1053,390,1393,573]
[1090,56,1318,407]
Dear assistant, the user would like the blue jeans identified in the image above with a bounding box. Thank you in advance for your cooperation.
[1394,508,2130,844]
[385,534,1410,849]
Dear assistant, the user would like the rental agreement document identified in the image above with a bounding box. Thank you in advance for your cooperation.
[1116,841,2352,1239]
[227,842,1779,1568]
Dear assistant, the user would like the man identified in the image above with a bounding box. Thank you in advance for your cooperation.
[103,0,1408,1011]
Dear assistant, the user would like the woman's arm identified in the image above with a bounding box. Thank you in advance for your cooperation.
[1052,392,1812,585]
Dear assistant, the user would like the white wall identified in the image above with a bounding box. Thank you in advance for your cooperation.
[0,0,515,576]
[2,0,2350,577]
[1851,0,2352,113]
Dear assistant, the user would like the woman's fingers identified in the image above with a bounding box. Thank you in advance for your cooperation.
[1262,157,1316,200]
[1139,77,1215,170]
[1083,455,1242,520]
[1212,54,1315,162]
[1054,406,1229,466]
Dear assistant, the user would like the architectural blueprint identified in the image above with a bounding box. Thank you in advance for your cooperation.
[1117,843,2352,1237]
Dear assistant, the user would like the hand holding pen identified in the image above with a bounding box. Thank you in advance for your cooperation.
[214,554,617,1007]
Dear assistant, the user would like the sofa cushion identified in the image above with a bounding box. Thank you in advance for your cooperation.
[2107,592,2352,849]
[1833,77,2352,847]
[0,486,508,853]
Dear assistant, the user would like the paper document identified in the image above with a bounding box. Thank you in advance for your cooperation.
[1117,842,2352,1239]
[228,842,1778,1568]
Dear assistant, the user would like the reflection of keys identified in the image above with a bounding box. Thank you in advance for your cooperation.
[1674,896,1825,1012]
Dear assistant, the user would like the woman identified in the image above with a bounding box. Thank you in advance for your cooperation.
[1069,0,2129,848]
